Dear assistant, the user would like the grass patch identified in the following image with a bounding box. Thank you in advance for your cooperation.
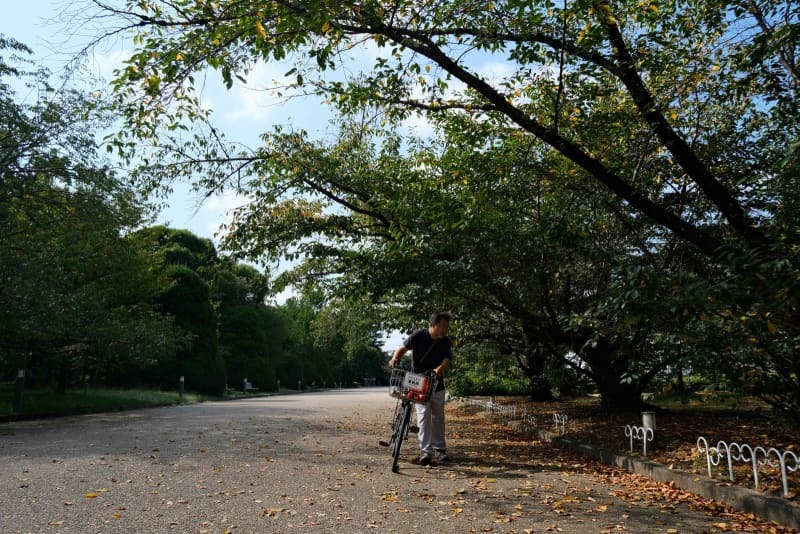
[0,385,203,419]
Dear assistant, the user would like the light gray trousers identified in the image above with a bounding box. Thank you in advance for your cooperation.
[415,388,446,455]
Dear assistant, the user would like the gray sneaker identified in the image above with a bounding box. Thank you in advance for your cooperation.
[419,453,432,466]
[434,450,450,462]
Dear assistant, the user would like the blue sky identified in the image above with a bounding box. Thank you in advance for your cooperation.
[2,1,334,242]
[1,1,411,347]
[2,2,495,246]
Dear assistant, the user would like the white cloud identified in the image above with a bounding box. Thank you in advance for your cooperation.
[222,61,289,122]
[196,190,251,241]
[156,185,250,244]
[475,60,516,85]
[86,49,131,81]
[381,329,406,352]
[400,113,435,139]
[271,285,298,305]
[352,38,386,64]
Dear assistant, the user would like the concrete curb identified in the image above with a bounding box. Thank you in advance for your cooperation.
[502,419,800,529]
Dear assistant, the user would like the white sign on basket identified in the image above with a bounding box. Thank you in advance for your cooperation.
[403,373,427,391]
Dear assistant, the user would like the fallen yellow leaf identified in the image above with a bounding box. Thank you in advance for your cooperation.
[84,492,98,499]
[263,508,285,517]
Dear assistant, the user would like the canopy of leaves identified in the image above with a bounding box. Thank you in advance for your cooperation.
[89,1,800,415]
[0,36,180,388]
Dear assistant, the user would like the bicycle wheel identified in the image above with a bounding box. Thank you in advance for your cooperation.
[381,399,404,448]
[390,401,412,473]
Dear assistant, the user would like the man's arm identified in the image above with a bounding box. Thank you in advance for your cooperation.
[434,358,451,378]
[388,346,408,367]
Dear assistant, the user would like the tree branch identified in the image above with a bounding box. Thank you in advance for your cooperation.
[596,2,768,248]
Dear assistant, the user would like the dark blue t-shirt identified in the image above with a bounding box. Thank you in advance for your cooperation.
[404,328,452,391]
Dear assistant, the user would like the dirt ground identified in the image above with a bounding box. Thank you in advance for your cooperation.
[481,396,799,502]
[0,390,796,533]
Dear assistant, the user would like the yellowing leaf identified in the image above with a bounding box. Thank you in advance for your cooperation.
[84,492,99,499]
[263,508,285,517]
[255,21,267,39]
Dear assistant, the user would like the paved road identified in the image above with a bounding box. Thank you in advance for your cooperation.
[1,389,729,533]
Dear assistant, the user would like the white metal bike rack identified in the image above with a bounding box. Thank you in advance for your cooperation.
[625,424,654,456]
[697,437,800,498]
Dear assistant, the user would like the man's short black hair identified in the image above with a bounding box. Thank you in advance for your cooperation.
[430,312,451,326]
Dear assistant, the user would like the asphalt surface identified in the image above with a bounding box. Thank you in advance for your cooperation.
[0,389,736,533]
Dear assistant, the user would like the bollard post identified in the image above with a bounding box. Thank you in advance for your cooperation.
[276,379,280,392]
[12,369,25,416]
[642,411,656,446]
[641,411,656,431]
[179,376,184,399]
[298,380,302,391]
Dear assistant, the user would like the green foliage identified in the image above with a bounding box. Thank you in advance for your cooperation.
[211,263,271,308]
[0,36,180,389]
[219,305,276,389]
[446,346,530,398]
[312,302,389,386]
[91,1,800,417]
[0,36,386,397]
[156,265,225,395]
[0,386,198,418]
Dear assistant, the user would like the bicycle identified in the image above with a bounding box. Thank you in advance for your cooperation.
[385,366,438,473]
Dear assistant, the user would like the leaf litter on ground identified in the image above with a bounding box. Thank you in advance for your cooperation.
[447,399,798,534]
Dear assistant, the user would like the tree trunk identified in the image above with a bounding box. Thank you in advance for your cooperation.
[56,353,70,394]
[580,339,646,412]
[597,379,647,412]
[518,325,555,401]
[526,370,555,401]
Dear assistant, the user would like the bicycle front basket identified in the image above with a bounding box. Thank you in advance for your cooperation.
[389,368,406,399]
[389,368,436,403]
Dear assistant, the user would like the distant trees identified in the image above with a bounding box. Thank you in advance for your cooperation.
[0,36,181,391]
[0,37,386,396]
